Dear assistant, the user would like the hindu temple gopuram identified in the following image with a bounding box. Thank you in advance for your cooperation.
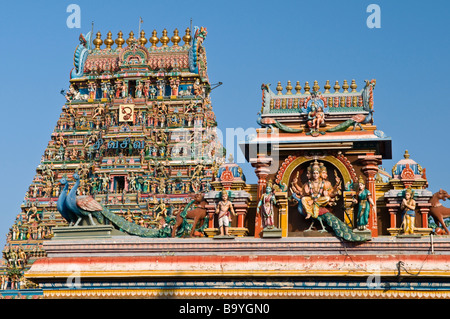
[1,26,450,300]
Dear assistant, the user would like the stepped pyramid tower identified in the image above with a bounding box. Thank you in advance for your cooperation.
[1,26,230,290]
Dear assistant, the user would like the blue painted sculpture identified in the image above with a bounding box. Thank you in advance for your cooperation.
[56,177,77,226]
[66,172,104,226]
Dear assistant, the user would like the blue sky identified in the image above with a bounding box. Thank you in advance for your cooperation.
[0,0,449,247]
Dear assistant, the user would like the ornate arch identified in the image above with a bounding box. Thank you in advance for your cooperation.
[277,155,354,189]
[119,43,150,66]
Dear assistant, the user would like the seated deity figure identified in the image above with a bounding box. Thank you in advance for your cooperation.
[290,160,342,225]
[300,161,330,219]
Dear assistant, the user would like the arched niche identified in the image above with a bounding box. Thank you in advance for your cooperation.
[278,155,354,236]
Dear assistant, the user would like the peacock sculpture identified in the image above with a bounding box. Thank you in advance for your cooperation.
[292,193,367,242]
[56,177,77,226]
[65,172,104,226]
[56,173,200,238]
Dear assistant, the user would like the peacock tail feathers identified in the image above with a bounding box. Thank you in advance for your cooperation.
[99,207,160,237]
[274,121,303,133]
[326,119,355,132]
[320,212,367,242]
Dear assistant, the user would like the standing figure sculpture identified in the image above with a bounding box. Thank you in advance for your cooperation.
[257,185,277,229]
[215,190,236,236]
[353,176,375,231]
[400,188,416,235]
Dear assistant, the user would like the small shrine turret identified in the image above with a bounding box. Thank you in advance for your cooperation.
[204,155,251,237]
[384,150,433,236]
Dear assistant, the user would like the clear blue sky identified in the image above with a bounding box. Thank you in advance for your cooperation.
[0,0,449,247]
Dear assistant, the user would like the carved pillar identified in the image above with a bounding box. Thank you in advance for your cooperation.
[109,176,115,193]
[233,202,247,229]
[418,203,431,228]
[206,203,215,229]
[358,153,382,237]
[343,191,356,227]
[275,192,288,237]
[250,154,273,238]
[386,202,399,230]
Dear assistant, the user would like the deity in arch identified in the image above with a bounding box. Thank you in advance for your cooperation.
[257,184,277,229]
[353,176,375,230]
[300,160,331,219]
[290,160,342,231]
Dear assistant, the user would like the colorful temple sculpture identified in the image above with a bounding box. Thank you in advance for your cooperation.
[1,26,450,299]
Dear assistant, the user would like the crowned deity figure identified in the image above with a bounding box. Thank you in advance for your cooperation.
[353,176,376,230]
[400,187,416,234]
[300,160,331,219]
[257,184,277,229]
[290,160,342,232]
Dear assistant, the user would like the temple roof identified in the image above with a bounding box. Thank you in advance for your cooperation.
[261,79,376,115]
[70,27,209,82]
[392,150,424,179]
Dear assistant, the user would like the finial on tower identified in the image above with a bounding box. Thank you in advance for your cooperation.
[115,31,125,48]
[93,31,103,49]
[334,81,340,93]
[126,31,135,46]
[286,81,293,95]
[304,81,311,94]
[350,79,357,92]
[139,30,147,46]
[276,81,283,95]
[324,80,331,93]
[171,29,181,46]
[149,30,159,47]
[342,80,349,93]
[160,29,169,46]
[313,80,320,93]
[183,27,192,45]
[295,81,302,94]
[104,31,114,49]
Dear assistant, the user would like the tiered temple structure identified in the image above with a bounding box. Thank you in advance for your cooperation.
[1,27,450,299]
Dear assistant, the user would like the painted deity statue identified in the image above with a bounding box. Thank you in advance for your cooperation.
[257,185,277,229]
[300,160,330,219]
[400,188,416,234]
[353,176,375,230]
[215,190,236,236]
[290,160,342,232]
